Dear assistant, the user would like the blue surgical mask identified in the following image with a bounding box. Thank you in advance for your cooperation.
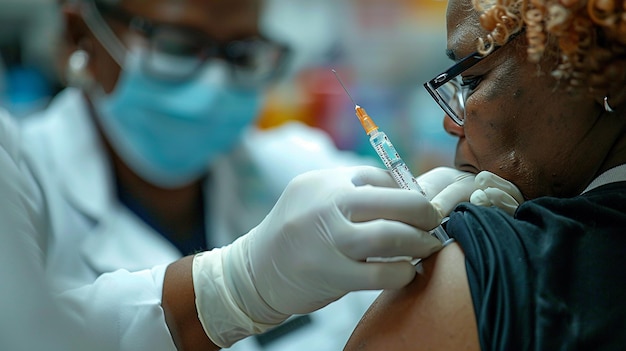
[92,49,263,188]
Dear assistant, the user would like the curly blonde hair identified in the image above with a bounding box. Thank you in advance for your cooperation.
[472,0,626,93]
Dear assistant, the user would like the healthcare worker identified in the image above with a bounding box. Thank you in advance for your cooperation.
[14,0,520,350]
[0,106,518,351]
[19,0,387,349]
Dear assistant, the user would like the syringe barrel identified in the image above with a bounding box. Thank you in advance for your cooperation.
[431,225,454,246]
[369,130,453,245]
[369,130,424,193]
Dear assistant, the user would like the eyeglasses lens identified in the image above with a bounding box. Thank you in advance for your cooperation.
[143,27,286,83]
[228,40,286,82]
[435,78,465,125]
[145,29,204,78]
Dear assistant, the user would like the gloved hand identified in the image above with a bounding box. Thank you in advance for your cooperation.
[415,167,476,217]
[470,171,524,215]
[415,167,524,216]
[192,166,444,347]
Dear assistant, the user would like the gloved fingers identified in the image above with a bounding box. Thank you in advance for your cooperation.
[416,167,475,200]
[343,186,442,230]
[474,171,524,204]
[483,188,520,215]
[281,166,397,203]
[469,189,491,207]
[347,165,399,188]
[470,188,520,216]
[335,220,442,261]
[430,175,476,217]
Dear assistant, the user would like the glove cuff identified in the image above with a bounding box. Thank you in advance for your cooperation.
[192,248,285,348]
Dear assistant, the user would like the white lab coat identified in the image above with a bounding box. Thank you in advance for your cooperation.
[19,88,381,351]
[0,109,114,351]
[0,109,85,351]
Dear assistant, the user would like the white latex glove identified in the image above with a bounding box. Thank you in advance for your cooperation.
[470,171,524,215]
[415,167,477,217]
[192,166,444,347]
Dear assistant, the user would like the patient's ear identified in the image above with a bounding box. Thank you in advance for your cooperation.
[343,243,479,351]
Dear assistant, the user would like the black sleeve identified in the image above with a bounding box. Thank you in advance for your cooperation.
[446,182,626,351]
[447,205,538,351]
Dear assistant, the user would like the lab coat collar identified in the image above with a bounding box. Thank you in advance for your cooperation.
[41,89,182,271]
[49,88,117,220]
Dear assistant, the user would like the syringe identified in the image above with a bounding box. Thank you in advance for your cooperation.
[332,70,453,246]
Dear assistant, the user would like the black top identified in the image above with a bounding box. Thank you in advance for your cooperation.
[447,182,626,351]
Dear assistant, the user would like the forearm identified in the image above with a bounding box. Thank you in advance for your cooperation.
[162,256,219,351]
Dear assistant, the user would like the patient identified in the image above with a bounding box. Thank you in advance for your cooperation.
[344,0,626,348]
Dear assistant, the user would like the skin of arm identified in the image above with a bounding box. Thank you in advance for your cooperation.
[343,242,479,351]
[162,256,220,351]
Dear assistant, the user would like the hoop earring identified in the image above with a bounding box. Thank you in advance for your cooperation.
[66,50,93,89]
[604,96,614,113]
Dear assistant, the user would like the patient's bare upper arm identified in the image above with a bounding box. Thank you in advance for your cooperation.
[343,242,479,351]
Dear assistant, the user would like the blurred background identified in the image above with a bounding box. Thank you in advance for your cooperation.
[0,0,456,174]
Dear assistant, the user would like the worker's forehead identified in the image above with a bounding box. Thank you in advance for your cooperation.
[118,0,261,12]
[119,0,260,18]
[120,0,259,6]
[116,0,261,39]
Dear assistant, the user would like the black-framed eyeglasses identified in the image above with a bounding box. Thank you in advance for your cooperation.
[84,0,291,84]
[423,29,528,126]
[423,47,500,126]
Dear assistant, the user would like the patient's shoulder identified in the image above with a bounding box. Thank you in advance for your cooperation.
[344,243,479,351]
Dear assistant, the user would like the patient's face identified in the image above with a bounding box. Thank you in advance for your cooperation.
[443,0,610,199]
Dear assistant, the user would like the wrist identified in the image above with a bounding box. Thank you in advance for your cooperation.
[222,234,289,325]
[163,256,216,351]
[191,241,287,348]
